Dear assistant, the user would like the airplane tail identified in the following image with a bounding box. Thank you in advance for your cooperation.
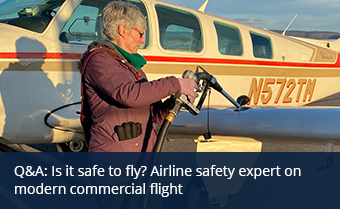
[290,36,340,53]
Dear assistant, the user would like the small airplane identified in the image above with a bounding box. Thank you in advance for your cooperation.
[0,0,340,152]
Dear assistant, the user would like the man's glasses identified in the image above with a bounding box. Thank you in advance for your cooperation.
[130,26,144,38]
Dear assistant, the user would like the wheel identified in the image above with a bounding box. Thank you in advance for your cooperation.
[185,177,228,209]
[56,141,87,152]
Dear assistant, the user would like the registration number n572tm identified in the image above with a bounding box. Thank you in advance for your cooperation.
[247,78,316,105]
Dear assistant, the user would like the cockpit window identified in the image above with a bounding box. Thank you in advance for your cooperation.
[59,0,149,47]
[156,4,202,52]
[250,31,273,59]
[0,0,65,33]
[59,4,100,45]
[214,21,243,56]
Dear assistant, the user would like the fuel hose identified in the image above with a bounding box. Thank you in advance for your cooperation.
[153,99,181,152]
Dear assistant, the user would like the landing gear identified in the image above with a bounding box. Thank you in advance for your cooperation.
[56,141,87,152]
[185,177,228,209]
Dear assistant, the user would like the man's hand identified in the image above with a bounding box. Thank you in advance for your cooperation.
[178,78,201,103]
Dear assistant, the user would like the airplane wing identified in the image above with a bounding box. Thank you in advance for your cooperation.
[169,106,340,143]
[41,100,340,152]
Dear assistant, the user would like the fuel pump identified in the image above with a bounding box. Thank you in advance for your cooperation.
[153,66,249,152]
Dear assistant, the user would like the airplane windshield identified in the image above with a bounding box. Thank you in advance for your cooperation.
[0,0,65,33]
[59,0,149,47]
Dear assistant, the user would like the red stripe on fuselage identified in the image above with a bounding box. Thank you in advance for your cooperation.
[1,52,340,68]
[144,54,340,68]
[0,52,82,59]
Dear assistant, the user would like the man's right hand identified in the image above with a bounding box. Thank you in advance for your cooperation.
[178,78,200,103]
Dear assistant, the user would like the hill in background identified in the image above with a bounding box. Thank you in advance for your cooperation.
[271,30,340,40]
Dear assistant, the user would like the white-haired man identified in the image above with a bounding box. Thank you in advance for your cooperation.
[80,1,199,152]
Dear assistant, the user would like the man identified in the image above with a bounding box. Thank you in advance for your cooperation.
[80,1,199,152]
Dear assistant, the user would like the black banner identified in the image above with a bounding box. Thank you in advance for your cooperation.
[0,152,338,209]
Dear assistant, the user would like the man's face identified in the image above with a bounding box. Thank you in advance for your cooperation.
[124,26,145,54]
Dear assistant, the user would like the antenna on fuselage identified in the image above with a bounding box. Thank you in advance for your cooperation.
[198,0,209,12]
[282,14,298,36]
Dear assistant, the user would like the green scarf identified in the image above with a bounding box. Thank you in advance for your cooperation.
[106,39,146,70]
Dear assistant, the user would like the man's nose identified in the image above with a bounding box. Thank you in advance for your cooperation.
[140,36,145,44]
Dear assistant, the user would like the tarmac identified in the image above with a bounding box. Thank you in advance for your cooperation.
[18,136,340,152]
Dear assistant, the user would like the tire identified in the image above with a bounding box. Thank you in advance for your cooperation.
[56,141,87,152]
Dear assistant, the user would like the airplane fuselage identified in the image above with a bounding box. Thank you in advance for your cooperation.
[0,0,339,145]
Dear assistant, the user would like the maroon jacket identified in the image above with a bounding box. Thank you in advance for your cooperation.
[80,41,180,152]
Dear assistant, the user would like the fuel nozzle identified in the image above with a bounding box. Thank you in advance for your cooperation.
[182,69,197,82]
[173,69,200,115]
[194,66,243,110]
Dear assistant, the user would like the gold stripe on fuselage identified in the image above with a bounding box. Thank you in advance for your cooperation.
[1,59,340,78]
[144,62,340,78]
[0,60,78,72]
